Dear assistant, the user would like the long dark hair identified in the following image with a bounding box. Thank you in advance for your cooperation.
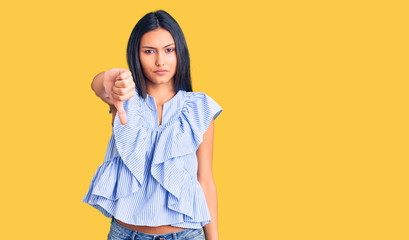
[126,10,193,99]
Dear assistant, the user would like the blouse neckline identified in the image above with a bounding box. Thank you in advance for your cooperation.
[146,89,182,107]
[143,89,184,129]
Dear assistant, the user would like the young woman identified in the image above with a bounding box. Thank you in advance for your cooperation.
[82,10,223,240]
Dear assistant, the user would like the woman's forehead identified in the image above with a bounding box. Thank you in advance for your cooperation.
[140,28,175,47]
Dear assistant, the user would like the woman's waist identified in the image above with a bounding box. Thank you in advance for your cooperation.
[114,218,186,234]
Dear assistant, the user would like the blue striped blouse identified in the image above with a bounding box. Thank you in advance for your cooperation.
[82,89,223,229]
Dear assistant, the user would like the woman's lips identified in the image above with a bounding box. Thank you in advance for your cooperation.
[154,70,168,75]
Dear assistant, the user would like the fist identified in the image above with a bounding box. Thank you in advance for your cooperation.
[103,68,136,125]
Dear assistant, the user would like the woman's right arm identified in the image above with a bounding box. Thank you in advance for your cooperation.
[91,71,115,108]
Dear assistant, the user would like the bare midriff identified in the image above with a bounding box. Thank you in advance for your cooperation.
[114,218,186,234]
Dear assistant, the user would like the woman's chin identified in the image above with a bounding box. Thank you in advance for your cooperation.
[147,78,174,86]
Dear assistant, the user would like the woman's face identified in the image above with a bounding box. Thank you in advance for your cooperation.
[139,28,177,87]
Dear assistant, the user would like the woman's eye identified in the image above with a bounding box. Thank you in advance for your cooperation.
[145,50,154,54]
[166,48,175,53]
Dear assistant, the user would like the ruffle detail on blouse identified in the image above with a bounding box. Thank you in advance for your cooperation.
[85,155,141,201]
[150,92,222,219]
[169,170,213,224]
[109,93,150,199]
[84,93,149,202]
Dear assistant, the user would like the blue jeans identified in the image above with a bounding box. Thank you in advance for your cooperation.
[107,217,205,240]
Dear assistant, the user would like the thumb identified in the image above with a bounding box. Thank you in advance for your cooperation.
[115,101,128,125]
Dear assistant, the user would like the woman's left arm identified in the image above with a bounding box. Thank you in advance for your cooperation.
[197,118,219,240]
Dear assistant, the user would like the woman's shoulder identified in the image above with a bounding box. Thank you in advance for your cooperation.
[182,90,223,121]
[183,90,205,99]
[183,91,217,103]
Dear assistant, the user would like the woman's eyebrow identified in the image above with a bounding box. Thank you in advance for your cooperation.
[141,43,175,49]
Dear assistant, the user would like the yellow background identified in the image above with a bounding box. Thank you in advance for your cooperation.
[1,0,408,239]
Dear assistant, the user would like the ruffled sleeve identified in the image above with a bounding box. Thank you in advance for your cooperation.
[182,92,223,143]
[149,91,223,220]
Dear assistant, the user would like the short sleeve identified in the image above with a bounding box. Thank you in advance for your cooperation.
[204,94,223,121]
[181,92,223,144]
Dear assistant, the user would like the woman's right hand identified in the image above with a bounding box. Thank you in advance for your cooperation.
[102,68,136,126]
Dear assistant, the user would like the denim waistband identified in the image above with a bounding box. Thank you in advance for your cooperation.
[109,217,204,240]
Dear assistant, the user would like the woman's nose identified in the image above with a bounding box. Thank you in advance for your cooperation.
[155,52,165,66]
